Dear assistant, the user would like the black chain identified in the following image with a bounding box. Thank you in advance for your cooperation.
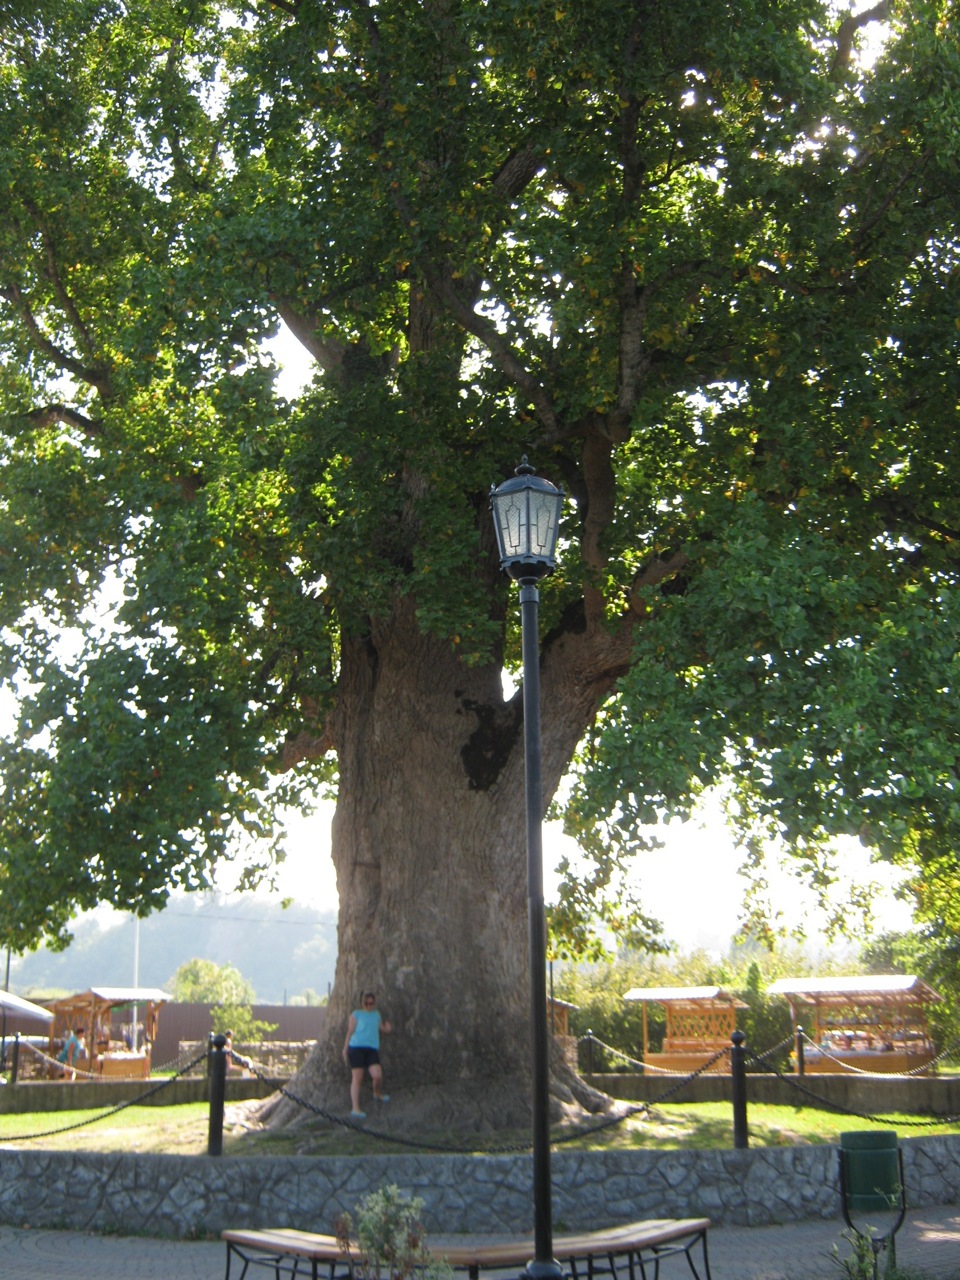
[0,1049,208,1143]
[241,1055,718,1154]
[271,1075,532,1153]
[797,1029,960,1079]
[758,1032,797,1059]
[745,1047,960,1127]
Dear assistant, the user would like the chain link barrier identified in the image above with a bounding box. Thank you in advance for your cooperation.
[151,1047,209,1075]
[18,1037,203,1081]
[233,1040,736,1154]
[239,1054,536,1153]
[19,1039,104,1081]
[758,1031,798,1059]
[0,1048,208,1143]
[578,1032,742,1081]
[576,1031,960,1130]
[8,1032,958,1152]
[577,1035,672,1074]
[797,1029,960,1078]
[746,1044,960,1127]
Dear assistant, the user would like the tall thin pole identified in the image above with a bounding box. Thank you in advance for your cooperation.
[1,946,10,1070]
[519,581,563,1280]
[132,915,141,1051]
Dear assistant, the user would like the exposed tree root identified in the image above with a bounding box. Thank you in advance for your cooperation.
[257,1058,622,1141]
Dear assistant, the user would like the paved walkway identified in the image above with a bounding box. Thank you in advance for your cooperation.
[1,1209,957,1280]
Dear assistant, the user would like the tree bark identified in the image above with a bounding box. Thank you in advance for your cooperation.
[263,593,628,1132]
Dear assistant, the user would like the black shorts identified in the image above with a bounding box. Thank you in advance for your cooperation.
[348,1046,380,1069]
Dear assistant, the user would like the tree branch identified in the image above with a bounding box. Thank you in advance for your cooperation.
[162,40,205,190]
[491,146,544,201]
[280,723,334,772]
[31,212,99,360]
[852,151,931,256]
[425,267,560,434]
[831,1,892,77]
[0,283,112,398]
[615,24,650,429]
[627,549,690,615]
[578,427,619,623]
[275,300,348,376]
[23,403,103,438]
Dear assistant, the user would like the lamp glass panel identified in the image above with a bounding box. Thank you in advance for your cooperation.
[528,489,561,559]
[494,490,526,559]
[491,475,563,568]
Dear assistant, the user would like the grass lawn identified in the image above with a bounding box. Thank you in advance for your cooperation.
[0,1099,957,1156]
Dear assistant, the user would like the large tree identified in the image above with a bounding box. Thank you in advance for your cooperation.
[1,0,959,1128]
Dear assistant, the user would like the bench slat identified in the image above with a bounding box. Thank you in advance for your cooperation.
[224,1228,360,1259]
[224,1217,711,1277]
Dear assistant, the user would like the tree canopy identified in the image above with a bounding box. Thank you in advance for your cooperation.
[1,0,959,971]
[167,956,256,1005]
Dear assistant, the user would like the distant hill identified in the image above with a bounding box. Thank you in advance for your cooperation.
[8,893,338,1005]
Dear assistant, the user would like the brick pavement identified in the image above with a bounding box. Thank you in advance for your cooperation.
[0,1208,957,1280]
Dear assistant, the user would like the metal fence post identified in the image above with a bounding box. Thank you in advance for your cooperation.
[10,1032,19,1085]
[731,1030,749,1149]
[796,1024,805,1077]
[207,1033,227,1157]
[586,1030,595,1076]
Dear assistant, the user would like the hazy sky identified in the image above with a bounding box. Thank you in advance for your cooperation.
[227,795,913,956]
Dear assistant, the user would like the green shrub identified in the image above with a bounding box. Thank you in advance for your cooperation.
[334,1185,453,1280]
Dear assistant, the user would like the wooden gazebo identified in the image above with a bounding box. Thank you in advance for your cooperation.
[623,985,748,1074]
[547,996,579,1069]
[47,986,169,1078]
[768,975,941,1075]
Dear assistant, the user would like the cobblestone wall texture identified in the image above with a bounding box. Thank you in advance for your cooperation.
[0,1136,956,1239]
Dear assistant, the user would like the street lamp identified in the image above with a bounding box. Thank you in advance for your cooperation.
[490,457,565,1280]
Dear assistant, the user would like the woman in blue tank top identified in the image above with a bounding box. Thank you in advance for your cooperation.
[342,991,393,1118]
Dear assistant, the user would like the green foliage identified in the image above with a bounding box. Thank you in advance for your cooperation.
[210,1002,278,1044]
[334,1186,453,1280]
[168,958,255,1005]
[0,0,959,958]
[861,928,960,1059]
[556,943,846,1070]
[556,955,660,1069]
[832,1228,908,1280]
[167,958,276,1041]
[738,960,794,1071]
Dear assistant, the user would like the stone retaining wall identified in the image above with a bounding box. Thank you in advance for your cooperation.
[586,1072,960,1118]
[0,1136,957,1239]
[0,1076,275,1114]
[6,1068,955,1117]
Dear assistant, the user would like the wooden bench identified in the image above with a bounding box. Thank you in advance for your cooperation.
[223,1217,712,1280]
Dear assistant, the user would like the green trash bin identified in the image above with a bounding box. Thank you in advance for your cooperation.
[840,1131,902,1214]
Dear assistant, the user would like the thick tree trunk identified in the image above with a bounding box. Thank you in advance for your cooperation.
[263,594,624,1132]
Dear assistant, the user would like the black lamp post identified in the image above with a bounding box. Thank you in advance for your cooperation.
[490,457,565,1280]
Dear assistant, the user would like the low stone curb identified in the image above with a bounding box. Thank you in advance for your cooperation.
[0,1135,956,1239]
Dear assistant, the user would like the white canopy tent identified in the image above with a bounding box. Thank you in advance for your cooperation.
[0,989,54,1022]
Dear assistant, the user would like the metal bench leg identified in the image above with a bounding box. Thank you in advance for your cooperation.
[691,1231,712,1280]
[225,1242,243,1280]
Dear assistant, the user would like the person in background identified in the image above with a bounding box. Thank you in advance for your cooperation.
[342,991,392,1119]
[58,1027,85,1081]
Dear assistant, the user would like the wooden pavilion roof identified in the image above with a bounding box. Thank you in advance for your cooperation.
[47,987,170,1023]
[767,976,940,1007]
[623,985,749,1009]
